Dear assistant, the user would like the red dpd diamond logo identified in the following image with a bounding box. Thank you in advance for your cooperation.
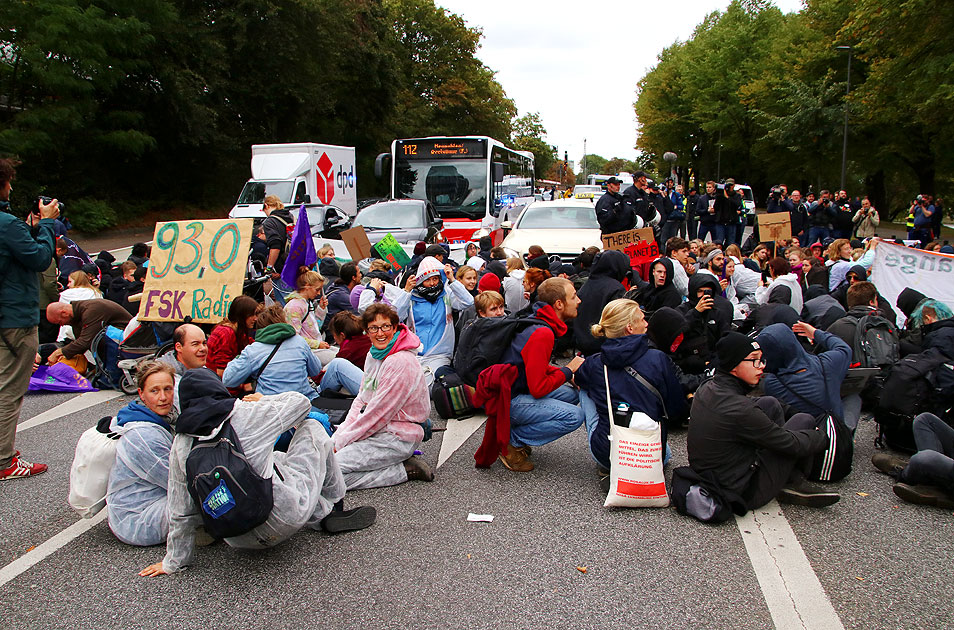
[316,152,335,204]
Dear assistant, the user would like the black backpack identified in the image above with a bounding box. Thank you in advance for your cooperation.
[186,422,274,539]
[851,314,900,368]
[453,315,543,386]
[876,349,948,452]
[431,371,476,419]
[670,466,747,523]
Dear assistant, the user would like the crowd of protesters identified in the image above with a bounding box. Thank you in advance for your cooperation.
[2,155,953,574]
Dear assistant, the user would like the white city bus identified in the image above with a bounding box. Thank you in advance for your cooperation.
[587,173,634,189]
[376,136,535,243]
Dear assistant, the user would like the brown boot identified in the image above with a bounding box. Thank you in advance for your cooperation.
[893,483,954,509]
[498,443,534,472]
[403,455,435,482]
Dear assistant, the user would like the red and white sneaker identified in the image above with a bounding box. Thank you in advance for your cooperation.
[0,455,48,480]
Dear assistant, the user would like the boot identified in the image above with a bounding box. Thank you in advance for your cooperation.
[893,483,954,509]
[497,443,533,472]
[871,453,908,479]
[777,477,840,508]
[403,455,435,482]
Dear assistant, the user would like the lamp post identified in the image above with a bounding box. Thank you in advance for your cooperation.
[837,45,852,192]
[663,151,678,182]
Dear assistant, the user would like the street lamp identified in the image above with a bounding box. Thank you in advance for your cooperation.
[663,151,678,181]
[837,45,852,192]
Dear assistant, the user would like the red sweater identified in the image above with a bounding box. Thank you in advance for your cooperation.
[336,334,372,370]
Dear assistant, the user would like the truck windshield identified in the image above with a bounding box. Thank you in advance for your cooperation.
[237,181,295,205]
[395,159,486,220]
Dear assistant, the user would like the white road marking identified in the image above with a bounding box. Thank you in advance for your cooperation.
[18,390,124,433]
[0,511,106,588]
[437,415,486,468]
[736,501,846,630]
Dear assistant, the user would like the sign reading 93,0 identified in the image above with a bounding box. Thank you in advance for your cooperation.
[138,218,253,324]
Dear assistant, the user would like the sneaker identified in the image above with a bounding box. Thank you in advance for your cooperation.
[0,455,48,481]
[322,506,377,533]
[403,455,435,482]
[777,479,840,507]
[892,483,954,510]
[871,453,908,479]
[498,443,534,472]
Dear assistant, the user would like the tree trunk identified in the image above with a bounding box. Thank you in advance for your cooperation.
[864,169,886,218]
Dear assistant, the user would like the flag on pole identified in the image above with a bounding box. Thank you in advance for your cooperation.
[280,203,317,288]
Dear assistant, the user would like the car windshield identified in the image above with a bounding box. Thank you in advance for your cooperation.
[515,205,599,229]
[574,186,601,196]
[236,181,295,205]
[395,159,486,220]
[356,202,424,229]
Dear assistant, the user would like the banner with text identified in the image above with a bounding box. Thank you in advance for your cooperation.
[139,218,253,323]
[870,242,954,327]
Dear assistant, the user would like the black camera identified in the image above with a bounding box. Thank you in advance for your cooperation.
[770,186,783,201]
[36,196,64,214]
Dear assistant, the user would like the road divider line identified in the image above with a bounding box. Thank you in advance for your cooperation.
[437,415,486,468]
[736,501,845,630]
[18,390,124,433]
[0,511,106,588]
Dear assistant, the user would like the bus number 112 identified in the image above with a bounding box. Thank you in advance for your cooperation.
[403,144,418,156]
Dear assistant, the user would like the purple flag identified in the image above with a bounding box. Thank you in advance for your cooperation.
[281,203,317,288]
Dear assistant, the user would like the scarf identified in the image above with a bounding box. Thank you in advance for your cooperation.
[369,330,400,360]
[414,282,444,302]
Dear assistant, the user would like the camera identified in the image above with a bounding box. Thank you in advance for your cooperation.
[770,186,783,201]
[35,196,64,214]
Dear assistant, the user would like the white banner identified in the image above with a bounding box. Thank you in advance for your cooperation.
[870,242,954,326]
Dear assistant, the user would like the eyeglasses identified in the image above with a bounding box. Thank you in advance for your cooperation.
[741,357,766,367]
[367,323,393,334]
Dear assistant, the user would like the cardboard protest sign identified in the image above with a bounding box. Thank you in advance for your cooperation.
[373,233,412,271]
[602,228,656,252]
[139,218,252,323]
[340,226,373,261]
[757,213,792,243]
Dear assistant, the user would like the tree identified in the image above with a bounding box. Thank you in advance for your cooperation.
[511,112,553,179]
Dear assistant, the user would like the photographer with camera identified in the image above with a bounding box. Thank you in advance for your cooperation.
[910,196,935,248]
[714,179,743,246]
[852,197,880,239]
[807,190,836,246]
[789,190,809,243]
[0,158,58,480]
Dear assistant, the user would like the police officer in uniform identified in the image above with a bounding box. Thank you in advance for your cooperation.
[595,176,634,235]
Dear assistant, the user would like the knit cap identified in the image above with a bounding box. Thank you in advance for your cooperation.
[477,273,501,293]
[716,332,760,373]
[415,256,444,283]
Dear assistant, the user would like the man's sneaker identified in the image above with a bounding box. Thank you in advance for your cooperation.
[403,455,435,482]
[0,455,48,481]
[777,479,840,507]
[871,453,908,479]
[893,483,954,510]
[498,443,534,472]
[322,506,377,534]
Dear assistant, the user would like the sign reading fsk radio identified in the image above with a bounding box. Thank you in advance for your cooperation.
[138,218,253,324]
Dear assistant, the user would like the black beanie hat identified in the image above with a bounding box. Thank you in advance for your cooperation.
[529,255,550,270]
[716,332,760,373]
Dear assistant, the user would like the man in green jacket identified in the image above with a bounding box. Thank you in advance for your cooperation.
[0,158,59,480]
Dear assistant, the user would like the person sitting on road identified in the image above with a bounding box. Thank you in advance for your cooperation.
[284,267,336,366]
[206,296,260,379]
[576,299,686,472]
[392,256,474,386]
[139,368,374,577]
[872,412,954,509]
[756,322,851,422]
[631,257,682,316]
[755,257,803,315]
[456,265,479,297]
[44,299,131,369]
[496,278,586,472]
[502,257,527,314]
[573,250,630,357]
[332,304,434,490]
[455,290,506,342]
[158,323,208,376]
[328,311,371,371]
[687,332,839,509]
[324,262,362,331]
[106,361,178,546]
[695,245,730,293]
[678,273,733,357]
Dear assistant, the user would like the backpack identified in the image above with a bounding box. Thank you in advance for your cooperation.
[875,349,950,452]
[851,314,900,368]
[670,466,747,523]
[185,422,274,539]
[68,416,121,518]
[453,315,543,386]
[431,371,477,419]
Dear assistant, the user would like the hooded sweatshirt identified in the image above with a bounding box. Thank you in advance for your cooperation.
[755,272,803,315]
[333,325,429,450]
[222,323,321,399]
[576,334,685,468]
[679,273,734,356]
[573,250,630,356]
[756,323,851,419]
[391,256,473,358]
[633,257,683,315]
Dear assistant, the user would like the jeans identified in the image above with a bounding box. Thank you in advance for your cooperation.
[729,222,744,245]
[509,384,584,448]
[580,390,672,469]
[318,358,364,396]
[901,413,954,492]
[0,326,39,468]
[697,222,718,243]
[807,227,830,246]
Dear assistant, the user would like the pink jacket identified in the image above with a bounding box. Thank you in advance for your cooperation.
[332,325,428,450]
[284,294,327,350]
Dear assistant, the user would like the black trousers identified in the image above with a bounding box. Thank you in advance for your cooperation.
[745,397,817,509]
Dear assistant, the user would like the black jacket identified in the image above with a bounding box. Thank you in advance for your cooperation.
[622,185,655,225]
[573,250,629,356]
[262,208,294,271]
[696,193,718,225]
[595,191,633,235]
[714,191,743,225]
[688,373,827,504]
[632,258,682,315]
[922,319,954,360]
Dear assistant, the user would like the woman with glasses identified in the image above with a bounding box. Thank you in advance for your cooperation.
[332,303,434,490]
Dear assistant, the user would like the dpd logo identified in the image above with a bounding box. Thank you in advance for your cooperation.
[316,152,335,204]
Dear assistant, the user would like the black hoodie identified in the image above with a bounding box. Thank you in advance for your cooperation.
[633,258,682,315]
[573,250,630,356]
[679,273,733,359]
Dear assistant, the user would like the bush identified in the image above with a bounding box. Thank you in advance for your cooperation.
[69,198,118,232]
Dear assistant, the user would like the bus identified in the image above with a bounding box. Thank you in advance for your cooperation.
[587,173,634,189]
[376,136,535,243]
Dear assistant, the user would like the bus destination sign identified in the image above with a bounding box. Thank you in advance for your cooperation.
[398,139,485,159]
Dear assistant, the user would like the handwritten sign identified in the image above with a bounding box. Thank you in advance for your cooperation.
[138,219,252,323]
[602,228,656,252]
[758,213,792,243]
[373,233,412,271]
[340,226,373,261]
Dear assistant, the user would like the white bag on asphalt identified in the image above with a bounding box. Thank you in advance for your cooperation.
[602,365,669,508]
[68,418,120,518]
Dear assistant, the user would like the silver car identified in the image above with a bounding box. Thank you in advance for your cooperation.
[354,199,445,245]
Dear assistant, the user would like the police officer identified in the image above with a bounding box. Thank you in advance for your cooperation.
[595,176,635,235]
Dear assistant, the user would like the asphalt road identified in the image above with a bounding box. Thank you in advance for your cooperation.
[3,386,953,630]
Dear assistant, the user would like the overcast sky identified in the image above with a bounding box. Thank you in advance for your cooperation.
[438,0,804,168]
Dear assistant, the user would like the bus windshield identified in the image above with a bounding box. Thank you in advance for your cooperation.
[395,159,486,220]
[236,180,295,205]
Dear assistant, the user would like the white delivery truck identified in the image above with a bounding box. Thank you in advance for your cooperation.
[229,143,358,222]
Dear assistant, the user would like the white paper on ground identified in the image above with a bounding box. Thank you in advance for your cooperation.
[467,513,494,522]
